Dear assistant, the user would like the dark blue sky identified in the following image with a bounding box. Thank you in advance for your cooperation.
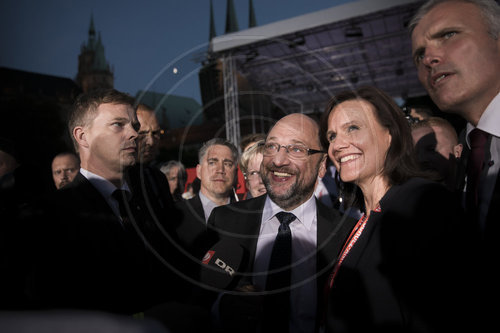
[0,0,357,102]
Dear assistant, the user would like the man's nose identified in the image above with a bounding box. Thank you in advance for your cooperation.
[421,45,442,68]
[272,146,291,166]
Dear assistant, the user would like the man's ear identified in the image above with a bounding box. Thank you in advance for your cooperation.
[73,126,89,149]
[318,154,328,179]
[196,164,201,179]
[454,143,463,158]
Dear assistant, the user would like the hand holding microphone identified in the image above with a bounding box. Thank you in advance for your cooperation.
[200,240,263,332]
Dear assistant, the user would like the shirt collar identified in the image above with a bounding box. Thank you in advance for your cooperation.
[262,193,317,231]
[80,168,130,199]
[466,92,500,148]
[198,191,229,222]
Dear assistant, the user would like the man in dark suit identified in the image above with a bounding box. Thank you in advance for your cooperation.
[410,0,500,245]
[175,138,239,259]
[205,114,355,333]
[32,89,184,315]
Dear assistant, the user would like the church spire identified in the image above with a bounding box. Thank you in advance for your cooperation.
[89,13,96,38]
[225,0,239,34]
[209,0,216,41]
[248,0,257,28]
[77,13,114,92]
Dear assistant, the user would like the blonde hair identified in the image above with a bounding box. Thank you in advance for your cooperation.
[239,140,264,176]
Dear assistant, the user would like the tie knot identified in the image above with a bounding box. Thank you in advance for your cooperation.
[275,212,296,226]
[469,128,489,148]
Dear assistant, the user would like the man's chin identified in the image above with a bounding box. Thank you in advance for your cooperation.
[120,155,137,167]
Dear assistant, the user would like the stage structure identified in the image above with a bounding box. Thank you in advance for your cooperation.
[207,0,425,148]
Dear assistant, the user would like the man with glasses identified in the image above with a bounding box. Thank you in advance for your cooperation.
[204,114,355,333]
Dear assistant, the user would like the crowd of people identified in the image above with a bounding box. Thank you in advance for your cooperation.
[0,0,498,332]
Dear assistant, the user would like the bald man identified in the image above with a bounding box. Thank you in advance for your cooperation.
[205,113,355,333]
[51,152,80,189]
[136,104,162,164]
[411,117,464,191]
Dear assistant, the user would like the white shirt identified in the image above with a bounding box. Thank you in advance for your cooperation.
[253,194,318,333]
[465,92,500,229]
[199,191,230,223]
[79,168,131,220]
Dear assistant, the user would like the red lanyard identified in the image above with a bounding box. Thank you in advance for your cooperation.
[328,205,381,289]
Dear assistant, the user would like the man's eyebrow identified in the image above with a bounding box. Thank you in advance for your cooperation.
[109,117,130,123]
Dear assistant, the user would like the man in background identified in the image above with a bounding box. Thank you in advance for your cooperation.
[136,103,162,165]
[411,117,463,192]
[51,152,80,189]
[175,138,238,258]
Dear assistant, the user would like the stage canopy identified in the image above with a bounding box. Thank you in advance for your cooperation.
[211,0,425,114]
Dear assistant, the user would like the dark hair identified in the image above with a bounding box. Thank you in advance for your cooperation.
[198,138,239,165]
[320,86,425,210]
[68,89,136,151]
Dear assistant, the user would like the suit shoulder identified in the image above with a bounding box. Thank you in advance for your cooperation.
[211,196,265,216]
[384,177,448,204]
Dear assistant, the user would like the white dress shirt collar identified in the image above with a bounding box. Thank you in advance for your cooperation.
[198,191,229,223]
[466,92,500,148]
[79,168,130,198]
[262,193,317,230]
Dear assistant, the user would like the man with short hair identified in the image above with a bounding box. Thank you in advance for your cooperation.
[410,1,499,328]
[136,103,162,165]
[175,138,238,258]
[410,0,500,235]
[51,152,80,189]
[36,89,181,314]
[204,114,355,333]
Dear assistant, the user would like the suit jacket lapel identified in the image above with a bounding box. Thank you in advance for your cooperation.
[71,173,118,220]
[240,195,267,273]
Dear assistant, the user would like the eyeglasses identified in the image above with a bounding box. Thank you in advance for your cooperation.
[260,142,325,159]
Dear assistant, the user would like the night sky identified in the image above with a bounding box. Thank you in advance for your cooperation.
[0,0,358,102]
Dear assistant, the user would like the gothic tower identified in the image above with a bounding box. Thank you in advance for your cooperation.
[76,15,114,92]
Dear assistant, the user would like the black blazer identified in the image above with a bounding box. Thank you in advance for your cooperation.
[32,168,184,314]
[206,195,356,305]
[324,177,477,333]
[175,195,207,258]
[460,136,500,247]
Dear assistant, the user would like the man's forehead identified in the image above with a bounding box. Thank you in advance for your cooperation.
[269,117,318,145]
[52,156,78,168]
[95,103,136,119]
[412,2,479,39]
[137,110,159,125]
[205,145,234,160]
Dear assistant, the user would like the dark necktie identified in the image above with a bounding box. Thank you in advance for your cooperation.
[466,128,489,212]
[112,189,133,230]
[263,211,296,333]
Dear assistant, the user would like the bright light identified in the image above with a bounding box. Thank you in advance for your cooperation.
[173,67,178,74]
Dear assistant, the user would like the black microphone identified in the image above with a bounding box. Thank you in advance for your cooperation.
[199,239,245,290]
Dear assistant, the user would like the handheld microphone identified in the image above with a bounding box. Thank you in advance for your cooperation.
[200,239,245,290]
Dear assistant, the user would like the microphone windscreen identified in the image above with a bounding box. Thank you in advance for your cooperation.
[200,239,245,290]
